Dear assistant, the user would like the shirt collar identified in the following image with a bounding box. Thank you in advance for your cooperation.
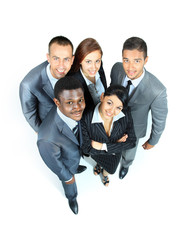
[46,64,58,89]
[125,68,145,87]
[91,102,125,124]
[80,68,100,85]
[57,108,77,131]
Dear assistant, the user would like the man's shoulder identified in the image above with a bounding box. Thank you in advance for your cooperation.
[111,62,123,72]
[145,70,166,90]
[21,61,48,86]
[38,107,58,141]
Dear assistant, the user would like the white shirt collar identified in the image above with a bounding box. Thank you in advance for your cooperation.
[125,68,145,87]
[80,68,100,86]
[91,103,125,124]
[57,108,77,131]
[46,64,58,89]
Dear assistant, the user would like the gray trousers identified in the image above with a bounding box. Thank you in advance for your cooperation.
[62,180,78,201]
[121,139,139,168]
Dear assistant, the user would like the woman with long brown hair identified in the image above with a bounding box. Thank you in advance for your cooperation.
[69,38,107,112]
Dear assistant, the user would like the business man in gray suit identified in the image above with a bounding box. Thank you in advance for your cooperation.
[110,37,168,179]
[37,76,86,214]
[19,36,74,132]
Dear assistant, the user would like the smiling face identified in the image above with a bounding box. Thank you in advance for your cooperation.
[80,50,102,82]
[54,88,85,121]
[99,94,123,121]
[122,49,148,80]
[47,43,74,79]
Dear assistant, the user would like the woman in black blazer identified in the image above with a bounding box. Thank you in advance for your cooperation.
[81,85,136,186]
[69,38,107,112]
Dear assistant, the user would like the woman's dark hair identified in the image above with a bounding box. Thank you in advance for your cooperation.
[70,38,103,72]
[54,76,84,101]
[122,37,147,59]
[104,85,128,108]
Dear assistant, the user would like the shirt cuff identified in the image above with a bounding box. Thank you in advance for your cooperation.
[101,143,107,151]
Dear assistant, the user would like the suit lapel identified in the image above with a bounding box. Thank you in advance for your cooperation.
[55,112,79,145]
[128,71,150,105]
[110,120,124,138]
[94,123,109,140]
[41,66,54,100]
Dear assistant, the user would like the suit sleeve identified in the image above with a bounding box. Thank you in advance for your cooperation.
[106,109,137,152]
[148,88,168,145]
[19,82,41,132]
[37,140,73,181]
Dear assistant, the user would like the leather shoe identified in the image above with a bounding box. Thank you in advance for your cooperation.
[119,167,129,179]
[68,199,78,214]
[76,165,87,174]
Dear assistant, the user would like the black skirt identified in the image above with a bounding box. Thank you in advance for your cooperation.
[91,152,121,174]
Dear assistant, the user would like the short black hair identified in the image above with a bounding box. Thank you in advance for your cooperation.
[104,85,128,109]
[54,76,84,101]
[122,37,147,59]
[48,36,73,54]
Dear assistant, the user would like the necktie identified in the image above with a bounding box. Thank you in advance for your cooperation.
[126,80,132,96]
[125,80,132,107]
[73,123,79,142]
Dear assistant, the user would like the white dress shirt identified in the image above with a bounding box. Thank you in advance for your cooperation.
[80,68,105,105]
[46,64,58,89]
[123,69,145,96]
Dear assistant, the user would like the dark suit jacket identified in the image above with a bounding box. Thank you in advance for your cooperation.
[37,106,82,182]
[81,107,136,156]
[19,61,54,132]
[70,63,107,112]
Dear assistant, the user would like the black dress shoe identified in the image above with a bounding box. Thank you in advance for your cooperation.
[76,165,87,174]
[68,199,78,214]
[119,167,129,179]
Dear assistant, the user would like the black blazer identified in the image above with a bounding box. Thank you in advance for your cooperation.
[81,107,136,156]
[69,63,107,112]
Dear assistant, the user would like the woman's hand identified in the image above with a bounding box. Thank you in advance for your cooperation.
[117,134,128,142]
[91,140,103,150]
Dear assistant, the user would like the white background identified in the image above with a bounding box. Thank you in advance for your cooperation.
[1,0,188,239]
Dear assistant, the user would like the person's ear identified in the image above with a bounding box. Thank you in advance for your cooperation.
[53,98,60,108]
[71,55,75,65]
[46,53,50,63]
[100,92,104,102]
[144,56,149,65]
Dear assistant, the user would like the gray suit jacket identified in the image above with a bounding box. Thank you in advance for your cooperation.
[110,62,168,145]
[37,106,82,182]
[19,61,54,132]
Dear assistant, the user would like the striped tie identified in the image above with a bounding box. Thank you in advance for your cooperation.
[73,124,79,142]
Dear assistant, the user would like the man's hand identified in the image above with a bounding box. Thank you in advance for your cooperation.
[142,141,155,150]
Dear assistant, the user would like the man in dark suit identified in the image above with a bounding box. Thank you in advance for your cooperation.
[37,76,86,214]
[19,36,74,132]
[110,37,168,179]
